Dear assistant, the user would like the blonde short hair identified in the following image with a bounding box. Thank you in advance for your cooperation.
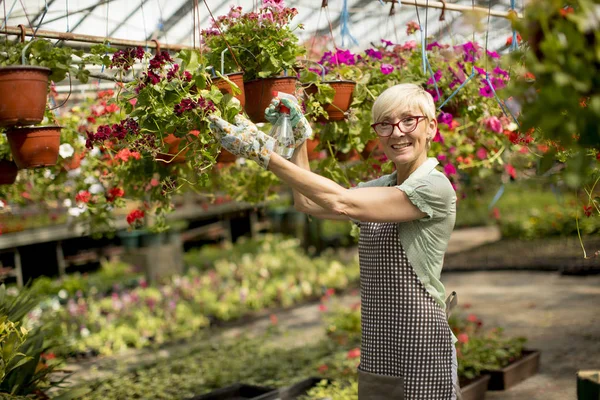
[372,83,436,123]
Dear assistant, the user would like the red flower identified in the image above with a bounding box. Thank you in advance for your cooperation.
[559,6,574,17]
[505,33,522,46]
[325,288,335,297]
[467,314,478,323]
[269,314,278,325]
[583,205,593,217]
[491,207,500,220]
[126,209,145,225]
[75,191,91,204]
[317,364,328,373]
[318,304,327,312]
[505,164,517,180]
[150,178,160,187]
[347,348,361,359]
[524,72,535,80]
[580,97,588,108]
[107,187,125,202]
[105,103,120,113]
[458,333,469,344]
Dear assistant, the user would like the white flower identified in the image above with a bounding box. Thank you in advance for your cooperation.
[80,327,90,337]
[507,122,519,132]
[63,199,72,208]
[43,168,55,179]
[0,199,5,209]
[59,143,75,158]
[84,176,97,185]
[68,205,87,217]
[89,183,104,194]
[67,168,81,178]
[468,105,477,111]
[235,157,247,166]
[78,136,87,146]
[90,147,100,157]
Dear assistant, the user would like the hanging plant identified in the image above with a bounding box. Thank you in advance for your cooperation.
[202,2,305,122]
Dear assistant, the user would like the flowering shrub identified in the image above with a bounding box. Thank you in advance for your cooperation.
[202,1,305,81]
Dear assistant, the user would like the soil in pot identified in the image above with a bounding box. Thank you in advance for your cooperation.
[6,125,61,169]
[0,160,18,185]
[212,72,245,107]
[0,66,51,127]
[305,80,356,122]
[244,77,298,123]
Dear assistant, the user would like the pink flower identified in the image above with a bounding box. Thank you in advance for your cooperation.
[437,112,453,126]
[476,147,488,160]
[319,304,327,312]
[458,333,469,344]
[401,40,417,51]
[318,364,328,373]
[380,64,394,75]
[437,154,447,162]
[505,164,516,179]
[433,129,444,143]
[444,163,457,176]
[406,21,420,35]
[484,116,503,133]
[347,348,361,359]
[129,98,137,106]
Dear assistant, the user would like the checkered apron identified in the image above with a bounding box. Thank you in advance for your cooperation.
[358,221,454,399]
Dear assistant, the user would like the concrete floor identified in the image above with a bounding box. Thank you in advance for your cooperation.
[441,271,600,400]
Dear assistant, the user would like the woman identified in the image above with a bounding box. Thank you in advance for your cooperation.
[210,83,460,399]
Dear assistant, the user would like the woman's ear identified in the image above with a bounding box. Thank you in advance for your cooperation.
[428,118,438,139]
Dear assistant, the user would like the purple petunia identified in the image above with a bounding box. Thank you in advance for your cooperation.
[381,39,394,47]
[437,112,453,127]
[427,69,443,85]
[444,163,457,176]
[461,42,479,63]
[433,129,444,144]
[365,48,383,60]
[474,66,486,75]
[486,50,500,59]
[320,49,356,66]
[380,64,394,75]
[493,66,509,78]
[426,42,443,51]
[426,88,440,102]
[479,81,494,98]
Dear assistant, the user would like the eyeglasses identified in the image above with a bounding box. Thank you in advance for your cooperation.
[371,116,428,137]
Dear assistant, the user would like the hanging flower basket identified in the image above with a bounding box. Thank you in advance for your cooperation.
[305,80,356,122]
[6,125,61,169]
[361,139,384,159]
[0,159,18,185]
[306,137,323,161]
[243,76,298,123]
[212,72,246,107]
[0,66,51,127]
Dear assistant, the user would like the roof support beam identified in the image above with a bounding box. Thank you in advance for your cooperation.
[109,0,152,37]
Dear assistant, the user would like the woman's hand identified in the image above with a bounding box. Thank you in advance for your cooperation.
[209,114,275,169]
[264,97,313,147]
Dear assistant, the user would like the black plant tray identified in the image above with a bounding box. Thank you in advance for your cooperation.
[258,377,331,400]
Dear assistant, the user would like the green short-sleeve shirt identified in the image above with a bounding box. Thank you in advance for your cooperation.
[355,158,457,311]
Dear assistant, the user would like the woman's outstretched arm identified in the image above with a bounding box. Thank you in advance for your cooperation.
[269,151,427,223]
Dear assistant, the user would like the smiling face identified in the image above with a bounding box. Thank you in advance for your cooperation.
[371,83,438,174]
[379,111,436,168]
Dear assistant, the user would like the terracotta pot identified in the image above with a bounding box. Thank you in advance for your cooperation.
[305,80,356,122]
[156,134,188,164]
[216,148,236,163]
[0,66,51,127]
[212,72,245,107]
[243,77,298,123]
[306,138,322,161]
[361,139,384,159]
[64,151,86,171]
[0,160,18,185]
[334,149,360,162]
[6,125,61,169]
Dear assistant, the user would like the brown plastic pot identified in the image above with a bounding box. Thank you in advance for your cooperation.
[0,160,18,185]
[0,66,51,127]
[306,138,323,161]
[216,148,236,164]
[305,80,356,122]
[243,76,298,123]
[6,125,61,169]
[361,139,384,159]
[156,134,189,164]
[212,72,245,107]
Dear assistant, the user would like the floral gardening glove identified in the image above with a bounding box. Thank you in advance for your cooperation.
[209,114,275,169]
[264,97,313,147]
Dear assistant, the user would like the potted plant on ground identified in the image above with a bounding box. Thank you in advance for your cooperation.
[202,1,305,122]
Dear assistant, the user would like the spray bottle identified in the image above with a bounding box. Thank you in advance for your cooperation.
[269,91,297,159]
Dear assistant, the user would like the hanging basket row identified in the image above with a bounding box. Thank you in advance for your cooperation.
[0,65,62,177]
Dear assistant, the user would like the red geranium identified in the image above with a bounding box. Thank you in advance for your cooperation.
[126,209,145,225]
[106,187,125,202]
[75,191,91,204]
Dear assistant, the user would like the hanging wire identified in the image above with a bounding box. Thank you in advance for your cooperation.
[202,0,242,71]
[140,0,148,52]
[309,4,323,58]
[509,0,518,51]
[339,0,358,48]
[33,0,49,36]
[16,0,34,37]
[414,0,441,102]
[156,0,168,48]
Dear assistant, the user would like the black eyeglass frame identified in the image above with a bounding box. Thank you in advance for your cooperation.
[370,116,429,137]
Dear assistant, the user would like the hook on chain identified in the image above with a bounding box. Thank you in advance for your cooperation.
[151,39,161,55]
[17,24,26,43]
[439,0,447,21]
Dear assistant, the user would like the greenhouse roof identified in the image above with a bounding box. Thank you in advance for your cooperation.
[2,0,520,52]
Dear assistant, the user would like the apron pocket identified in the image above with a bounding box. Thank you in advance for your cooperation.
[358,368,404,400]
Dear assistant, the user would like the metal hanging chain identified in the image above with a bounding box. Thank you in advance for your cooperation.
[202,0,242,72]
[140,0,148,51]
[156,0,168,48]
[192,0,196,49]
[414,0,441,102]
[195,0,202,56]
